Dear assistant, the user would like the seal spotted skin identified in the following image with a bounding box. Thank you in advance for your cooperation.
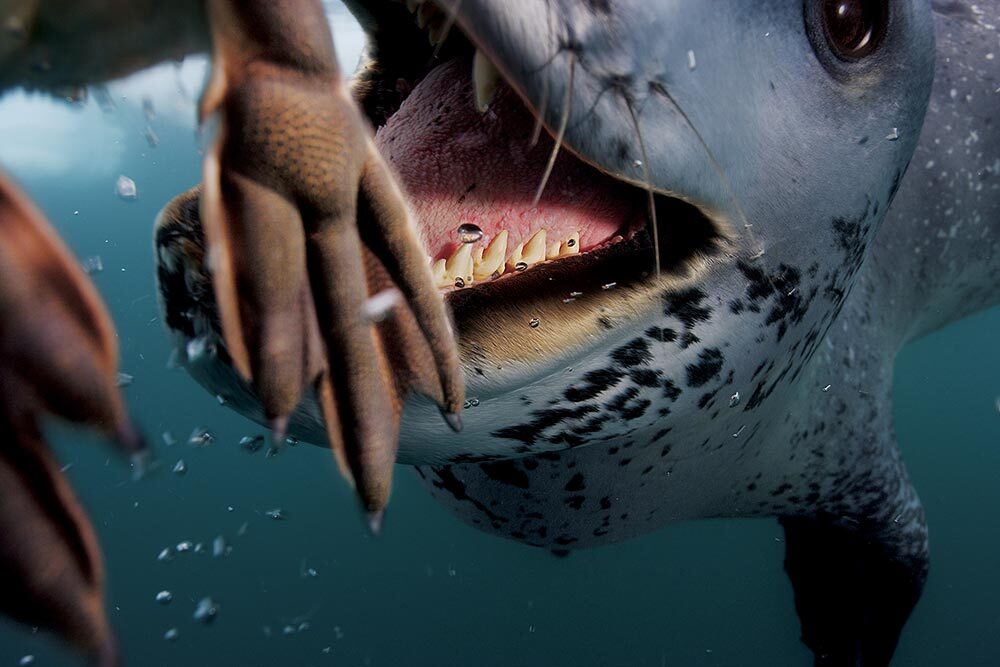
[151,0,995,664]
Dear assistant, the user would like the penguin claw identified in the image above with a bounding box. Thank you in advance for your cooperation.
[196,0,463,514]
[0,172,131,660]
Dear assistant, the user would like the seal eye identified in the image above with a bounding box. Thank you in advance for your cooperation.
[822,0,888,59]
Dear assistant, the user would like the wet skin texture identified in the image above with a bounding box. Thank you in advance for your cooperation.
[156,1,1000,664]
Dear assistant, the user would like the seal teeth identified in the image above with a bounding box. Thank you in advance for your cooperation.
[445,242,474,286]
[560,232,581,256]
[431,258,449,288]
[474,230,507,280]
[506,241,525,273]
[473,49,502,112]
[416,1,435,28]
[521,229,547,266]
[431,228,583,290]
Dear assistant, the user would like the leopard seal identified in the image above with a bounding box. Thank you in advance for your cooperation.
[154,0,1000,662]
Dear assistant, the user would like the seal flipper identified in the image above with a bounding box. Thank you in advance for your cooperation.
[780,514,928,666]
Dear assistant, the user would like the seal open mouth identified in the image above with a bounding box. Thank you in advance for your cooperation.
[357,0,725,300]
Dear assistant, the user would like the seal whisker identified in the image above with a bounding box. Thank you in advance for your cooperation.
[531,0,556,147]
[533,50,576,205]
[649,80,778,288]
[624,96,661,280]
[648,82,758,250]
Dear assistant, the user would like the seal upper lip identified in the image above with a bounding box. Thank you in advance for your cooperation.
[362,0,724,297]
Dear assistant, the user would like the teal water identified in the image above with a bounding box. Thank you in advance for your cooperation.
[0,15,999,667]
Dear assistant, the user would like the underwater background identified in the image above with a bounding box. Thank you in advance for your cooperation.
[0,3,998,665]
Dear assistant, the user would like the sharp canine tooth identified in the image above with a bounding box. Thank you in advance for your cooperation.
[474,230,507,280]
[445,243,474,283]
[473,49,501,112]
[432,258,449,288]
[406,0,422,13]
[521,229,547,265]
[473,247,484,264]
[417,2,435,28]
[506,241,524,272]
[547,241,561,259]
[560,232,581,256]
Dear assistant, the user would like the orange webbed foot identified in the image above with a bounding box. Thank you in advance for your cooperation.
[199,0,463,516]
[0,173,139,665]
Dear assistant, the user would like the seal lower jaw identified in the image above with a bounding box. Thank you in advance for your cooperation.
[355,1,726,312]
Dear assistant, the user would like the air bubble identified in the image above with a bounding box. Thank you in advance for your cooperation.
[172,459,187,476]
[164,628,179,642]
[155,590,173,604]
[188,427,214,447]
[240,435,264,453]
[457,223,484,244]
[265,508,286,520]
[515,261,527,272]
[192,597,219,625]
[529,317,540,328]
[212,535,229,558]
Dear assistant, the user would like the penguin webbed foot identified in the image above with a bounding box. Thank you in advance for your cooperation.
[198,0,464,516]
[0,172,136,665]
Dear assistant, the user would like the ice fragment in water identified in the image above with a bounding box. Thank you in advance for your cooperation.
[192,597,219,624]
[163,628,179,642]
[115,175,138,200]
[162,431,177,446]
[156,547,174,562]
[82,255,103,274]
[687,50,697,70]
[282,625,296,636]
[143,125,160,148]
[240,435,264,454]
[172,459,187,476]
[265,508,286,520]
[116,372,133,387]
[175,540,194,553]
[155,590,173,604]
[19,656,34,665]
[457,223,483,244]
